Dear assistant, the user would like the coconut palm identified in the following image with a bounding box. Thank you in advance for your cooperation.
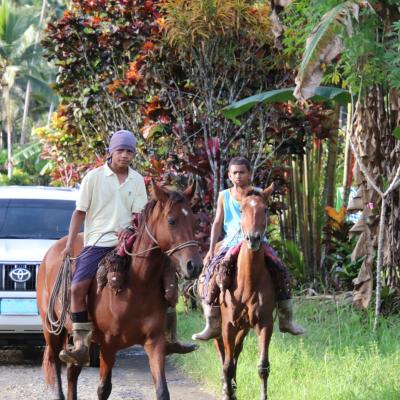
[0,0,55,177]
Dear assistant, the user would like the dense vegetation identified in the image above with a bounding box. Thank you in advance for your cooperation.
[2,0,400,397]
[1,0,400,313]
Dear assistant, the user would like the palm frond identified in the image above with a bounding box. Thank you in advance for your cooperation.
[11,141,42,164]
[294,1,365,100]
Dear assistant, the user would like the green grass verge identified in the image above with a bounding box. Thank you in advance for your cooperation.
[173,298,400,400]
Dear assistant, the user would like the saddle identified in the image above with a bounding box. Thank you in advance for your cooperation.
[96,222,178,306]
[96,215,139,295]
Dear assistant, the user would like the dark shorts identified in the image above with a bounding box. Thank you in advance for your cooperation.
[72,246,114,284]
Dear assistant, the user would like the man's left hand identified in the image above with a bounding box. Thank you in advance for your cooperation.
[117,228,132,243]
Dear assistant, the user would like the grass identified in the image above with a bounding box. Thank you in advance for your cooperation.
[173,298,400,400]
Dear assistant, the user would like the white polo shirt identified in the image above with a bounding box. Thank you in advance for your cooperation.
[76,163,148,247]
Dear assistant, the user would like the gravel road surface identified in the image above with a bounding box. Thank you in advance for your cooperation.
[0,347,215,400]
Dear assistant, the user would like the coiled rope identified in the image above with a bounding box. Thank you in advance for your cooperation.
[45,256,71,335]
[45,231,116,335]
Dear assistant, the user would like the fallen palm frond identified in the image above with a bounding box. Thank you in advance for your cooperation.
[294,1,368,100]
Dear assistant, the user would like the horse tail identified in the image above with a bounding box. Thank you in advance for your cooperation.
[42,345,55,387]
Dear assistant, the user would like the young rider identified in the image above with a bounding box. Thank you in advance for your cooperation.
[192,156,306,341]
[59,130,195,366]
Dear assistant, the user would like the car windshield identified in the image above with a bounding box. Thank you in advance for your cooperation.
[0,198,75,240]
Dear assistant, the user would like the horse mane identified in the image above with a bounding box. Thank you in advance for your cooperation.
[245,189,263,198]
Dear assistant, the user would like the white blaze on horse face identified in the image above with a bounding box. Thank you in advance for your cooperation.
[181,208,189,217]
[249,199,257,207]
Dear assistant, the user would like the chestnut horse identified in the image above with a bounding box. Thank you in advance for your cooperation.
[37,183,202,400]
[216,189,276,400]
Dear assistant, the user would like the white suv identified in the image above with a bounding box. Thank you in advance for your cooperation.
[0,186,77,347]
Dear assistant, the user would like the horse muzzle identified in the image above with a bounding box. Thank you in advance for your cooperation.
[244,231,263,252]
[174,254,202,280]
[185,258,203,280]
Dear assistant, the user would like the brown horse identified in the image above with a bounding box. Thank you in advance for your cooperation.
[37,183,202,400]
[215,189,276,400]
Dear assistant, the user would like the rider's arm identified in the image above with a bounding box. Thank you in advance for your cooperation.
[207,193,225,259]
[263,181,275,202]
[62,210,86,258]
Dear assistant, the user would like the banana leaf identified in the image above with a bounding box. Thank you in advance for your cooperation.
[222,86,351,120]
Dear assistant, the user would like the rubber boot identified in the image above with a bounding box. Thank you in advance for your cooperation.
[165,307,198,355]
[192,302,221,341]
[59,322,93,365]
[277,299,306,336]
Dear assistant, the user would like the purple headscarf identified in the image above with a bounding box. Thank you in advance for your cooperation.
[108,130,136,154]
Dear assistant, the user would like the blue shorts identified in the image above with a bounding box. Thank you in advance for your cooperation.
[72,246,114,284]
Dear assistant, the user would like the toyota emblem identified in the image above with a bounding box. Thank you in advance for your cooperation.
[9,268,32,283]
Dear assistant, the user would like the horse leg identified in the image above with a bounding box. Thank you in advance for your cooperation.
[214,337,225,385]
[221,326,238,400]
[144,337,169,400]
[257,324,273,400]
[66,363,82,400]
[97,347,116,400]
[42,330,66,400]
[233,329,248,384]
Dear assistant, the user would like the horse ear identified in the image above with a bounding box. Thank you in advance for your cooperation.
[152,179,169,203]
[183,180,196,201]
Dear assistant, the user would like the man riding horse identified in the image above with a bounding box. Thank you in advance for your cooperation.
[59,130,196,366]
[192,156,306,341]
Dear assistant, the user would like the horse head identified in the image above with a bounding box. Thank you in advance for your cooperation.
[147,181,203,280]
[240,189,270,251]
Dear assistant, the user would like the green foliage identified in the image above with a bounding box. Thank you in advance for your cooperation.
[0,167,32,185]
[384,20,400,91]
[329,250,364,290]
[281,0,312,65]
[0,141,50,185]
[223,86,351,120]
[0,0,56,149]
[341,11,385,92]
[380,286,400,316]
[282,239,305,280]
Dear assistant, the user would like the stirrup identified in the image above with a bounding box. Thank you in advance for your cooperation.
[59,346,90,366]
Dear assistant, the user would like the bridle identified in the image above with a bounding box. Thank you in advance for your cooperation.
[124,222,199,257]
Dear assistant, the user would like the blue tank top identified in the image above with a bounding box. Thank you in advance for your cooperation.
[220,187,267,249]
[221,189,242,247]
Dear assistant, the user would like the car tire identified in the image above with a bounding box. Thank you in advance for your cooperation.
[89,343,100,368]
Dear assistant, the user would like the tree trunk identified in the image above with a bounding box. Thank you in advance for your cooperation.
[20,79,32,145]
[21,0,48,143]
[342,104,353,207]
[7,115,13,178]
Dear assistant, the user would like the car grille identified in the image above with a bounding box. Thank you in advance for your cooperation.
[0,264,39,291]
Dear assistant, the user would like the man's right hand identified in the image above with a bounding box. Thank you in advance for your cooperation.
[204,249,214,265]
[61,243,73,260]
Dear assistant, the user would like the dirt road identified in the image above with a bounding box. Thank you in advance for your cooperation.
[0,347,215,399]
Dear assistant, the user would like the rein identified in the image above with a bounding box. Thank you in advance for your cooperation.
[124,222,199,257]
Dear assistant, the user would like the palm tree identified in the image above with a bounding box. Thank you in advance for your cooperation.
[0,0,55,177]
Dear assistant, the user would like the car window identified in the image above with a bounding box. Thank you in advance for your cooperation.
[0,199,77,239]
